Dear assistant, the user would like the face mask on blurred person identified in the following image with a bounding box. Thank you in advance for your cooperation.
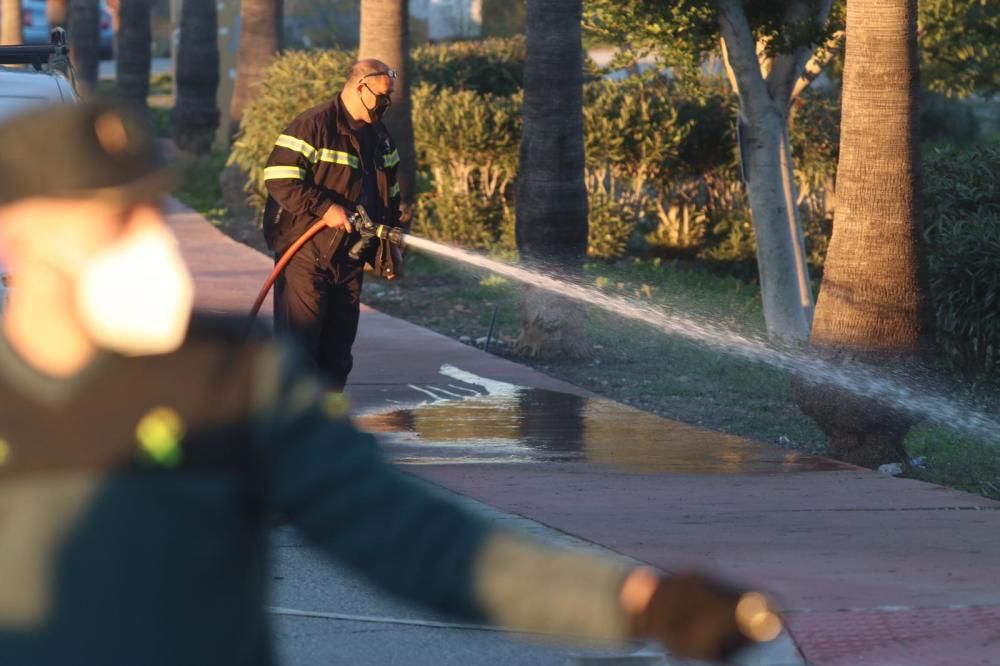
[75,224,194,356]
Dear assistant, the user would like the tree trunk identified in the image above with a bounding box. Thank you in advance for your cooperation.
[229,0,283,141]
[737,106,813,341]
[68,0,100,97]
[358,0,416,222]
[514,0,589,359]
[116,0,152,109]
[171,0,220,154]
[48,0,68,30]
[716,0,834,342]
[1,0,23,45]
[794,0,930,467]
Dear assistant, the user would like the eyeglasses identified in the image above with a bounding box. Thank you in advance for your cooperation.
[359,68,397,82]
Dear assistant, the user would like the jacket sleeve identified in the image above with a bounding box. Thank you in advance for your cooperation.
[264,117,336,221]
[251,342,635,640]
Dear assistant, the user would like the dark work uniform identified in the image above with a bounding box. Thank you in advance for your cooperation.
[263,95,403,390]
[0,315,634,666]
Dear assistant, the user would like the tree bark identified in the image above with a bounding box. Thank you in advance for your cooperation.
[514,0,589,358]
[68,0,100,97]
[229,0,283,141]
[116,0,152,109]
[1,0,23,45]
[171,0,220,154]
[358,0,416,222]
[794,0,931,467]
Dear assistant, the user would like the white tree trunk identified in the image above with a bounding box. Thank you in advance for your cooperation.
[716,0,828,342]
[740,104,812,341]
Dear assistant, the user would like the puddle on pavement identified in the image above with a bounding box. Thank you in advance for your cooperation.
[356,389,851,473]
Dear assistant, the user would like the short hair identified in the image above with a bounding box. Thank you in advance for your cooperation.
[347,59,392,85]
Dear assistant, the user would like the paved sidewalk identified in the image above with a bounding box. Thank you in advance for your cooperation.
[167,198,1000,665]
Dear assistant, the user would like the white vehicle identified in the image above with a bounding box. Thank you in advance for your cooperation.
[0,30,77,309]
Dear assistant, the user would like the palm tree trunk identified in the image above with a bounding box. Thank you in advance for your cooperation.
[68,0,100,97]
[171,0,220,154]
[358,0,416,221]
[1,0,23,45]
[116,0,152,109]
[229,0,283,141]
[514,0,589,358]
[794,0,930,468]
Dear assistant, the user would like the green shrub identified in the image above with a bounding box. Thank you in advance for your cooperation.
[411,84,520,250]
[587,191,636,259]
[923,144,1000,379]
[411,36,526,96]
[414,190,515,250]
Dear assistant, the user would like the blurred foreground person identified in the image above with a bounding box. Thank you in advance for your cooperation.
[0,102,781,665]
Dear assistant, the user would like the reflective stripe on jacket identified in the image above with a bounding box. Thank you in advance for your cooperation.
[262,95,402,255]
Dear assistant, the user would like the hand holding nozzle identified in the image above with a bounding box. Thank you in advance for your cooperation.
[346,205,407,261]
[624,569,783,662]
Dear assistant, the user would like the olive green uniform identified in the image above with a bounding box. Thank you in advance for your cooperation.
[0,315,633,665]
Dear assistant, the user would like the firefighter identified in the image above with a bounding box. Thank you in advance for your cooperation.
[0,101,779,665]
[262,59,406,391]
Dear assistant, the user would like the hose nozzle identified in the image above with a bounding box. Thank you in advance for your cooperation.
[347,205,406,261]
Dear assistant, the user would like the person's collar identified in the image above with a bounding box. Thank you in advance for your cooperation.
[335,93,365,134]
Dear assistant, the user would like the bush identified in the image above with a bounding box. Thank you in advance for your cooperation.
[587,191,636,259]
[923,144,1000,379]
[411,36,526,96]
[411,84,520,250]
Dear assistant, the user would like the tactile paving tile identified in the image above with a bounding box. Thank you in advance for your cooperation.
[787,606,1000,665]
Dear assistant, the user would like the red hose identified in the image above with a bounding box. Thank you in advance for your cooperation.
[248,220,328,322]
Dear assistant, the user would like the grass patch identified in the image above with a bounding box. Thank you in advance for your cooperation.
[906,425,1000,500]
[172,150,228,224]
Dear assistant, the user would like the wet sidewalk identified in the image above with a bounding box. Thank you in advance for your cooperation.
[168,199,1000,665]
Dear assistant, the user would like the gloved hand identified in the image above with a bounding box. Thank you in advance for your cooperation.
[627,571,782,662]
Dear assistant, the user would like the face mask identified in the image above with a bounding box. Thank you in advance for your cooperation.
[75,225,194,356]
[362,83,392,122]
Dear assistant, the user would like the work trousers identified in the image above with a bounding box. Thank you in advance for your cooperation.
[274,244,365,391]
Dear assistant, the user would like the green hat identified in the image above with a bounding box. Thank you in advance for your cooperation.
[0,100,168,207]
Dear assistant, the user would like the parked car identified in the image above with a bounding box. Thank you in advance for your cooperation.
[19,0,114,60]
[0,31,77,310]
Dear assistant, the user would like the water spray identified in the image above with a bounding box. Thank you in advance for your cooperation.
[248,220,998,442]
[401,235,1000,443]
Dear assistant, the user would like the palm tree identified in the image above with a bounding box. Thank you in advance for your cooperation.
[171,0,220,153]
[116,0,152,109]
[68,0,100,97]
[229,0,283,141]
[514,0,589,358]
[794,0,930,468]
[1,0,23,45]
[358,0,416,221]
